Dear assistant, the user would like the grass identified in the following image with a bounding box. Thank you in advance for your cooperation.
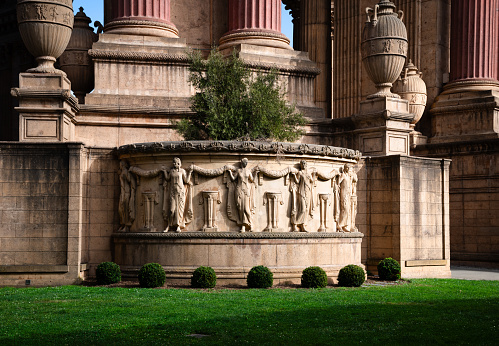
[0,279,498,345]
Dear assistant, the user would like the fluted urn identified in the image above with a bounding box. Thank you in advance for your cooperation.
[361,0,408,99]
[392,60,427,127]
[17,0,74,75]
[59,7,98,103]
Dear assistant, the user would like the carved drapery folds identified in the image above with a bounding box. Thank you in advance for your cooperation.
[118,154,360,234]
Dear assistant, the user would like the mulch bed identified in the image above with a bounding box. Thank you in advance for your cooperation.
[82,276,408,289]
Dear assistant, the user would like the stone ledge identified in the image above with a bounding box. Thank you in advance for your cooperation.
[113,232,364,239]
[0,265,69,273]
[405,260,447,267]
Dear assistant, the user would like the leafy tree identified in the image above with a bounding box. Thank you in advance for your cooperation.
[177,49,305,141]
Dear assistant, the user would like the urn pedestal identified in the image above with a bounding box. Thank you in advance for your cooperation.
[11,73,78,142]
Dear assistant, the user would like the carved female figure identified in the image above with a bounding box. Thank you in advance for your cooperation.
[162,157,192,232]
[290,160,315,232]
[337,164,358,232]
[226,158,255,233]
[118,160,136,232]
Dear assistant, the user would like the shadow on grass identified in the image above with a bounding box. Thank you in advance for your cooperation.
[2,292,498,345]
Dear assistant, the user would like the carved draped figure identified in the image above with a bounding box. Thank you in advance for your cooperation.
[163,167,193,231]
[337,166,358,232]
[231,166,255,229]
[118,161,136,232]
[290,166,315,231]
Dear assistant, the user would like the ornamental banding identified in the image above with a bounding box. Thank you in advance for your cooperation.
[118,156,360,234]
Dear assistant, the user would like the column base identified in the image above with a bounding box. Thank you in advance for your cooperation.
[219,30,292,51]
[429,83,499,144]
[104,20,179,38]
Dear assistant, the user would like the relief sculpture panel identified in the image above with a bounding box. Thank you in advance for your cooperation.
[117,142,361,234]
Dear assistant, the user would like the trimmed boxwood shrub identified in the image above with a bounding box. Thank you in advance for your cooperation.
[247,265,273,288]
[96,262,121,285]
[301,266,328,288]
[377,257,401,281]
[138,263,166,288]
[338,264,366,287]
[191,266,217,288]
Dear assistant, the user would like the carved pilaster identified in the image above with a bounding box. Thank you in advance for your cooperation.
[318,193,331,232]
[264,192,283,232]
[141,191,159,232]
[200,191,221,232]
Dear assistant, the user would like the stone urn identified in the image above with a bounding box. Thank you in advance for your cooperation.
[392,60,427,127]
[59,7,98,104]
[17,0,74,75]
[361,0,407,99]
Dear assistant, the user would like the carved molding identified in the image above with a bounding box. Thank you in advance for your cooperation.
[118,141,362,161]
[113,231,364,239]
[88,49,190,64]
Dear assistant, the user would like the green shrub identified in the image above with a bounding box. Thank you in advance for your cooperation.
[95,262,121,285]
[138,263,166,288]
[177,49,306,141]
[377,257,401,281]
[247,265,273,288]
[338,264,366,287]
[191,266,217,288]
[301,266,328,288]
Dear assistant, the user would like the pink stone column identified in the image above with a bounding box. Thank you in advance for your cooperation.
[219,0,291,50]
[449,0,499,84]
[104,0,178,38]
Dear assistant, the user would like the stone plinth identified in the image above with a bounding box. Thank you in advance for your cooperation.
[220,44,324,118]
[11,73,78,142]
[104,0,179,38]
[114,231,364,285]
[219,0,291,50]
[360,155,451,278]
[114,140,363,285]
[80,33,190,147]
[352,97,414,156]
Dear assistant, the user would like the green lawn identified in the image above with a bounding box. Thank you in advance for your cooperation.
[0,279,498,345]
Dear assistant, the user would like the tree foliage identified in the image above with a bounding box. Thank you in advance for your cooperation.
[177,49,306,141]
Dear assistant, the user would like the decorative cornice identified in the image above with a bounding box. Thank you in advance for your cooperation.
[11,88,79,111]
[117,140,362,161]
[242,59,321,76]
[88,49,190,64]
[113,231,364,239]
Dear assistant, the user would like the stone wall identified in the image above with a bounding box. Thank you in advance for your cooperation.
[0,143,85,286]
[358,155,451,277]
[413,140,499,268]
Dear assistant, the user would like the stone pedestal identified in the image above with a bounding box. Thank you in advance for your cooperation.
[104,0,179,38]
[220,44,324,118]
[352,97,414,156]
[219,0,291,50]
[11,73,78,142]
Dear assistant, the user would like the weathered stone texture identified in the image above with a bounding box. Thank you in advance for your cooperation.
[0,143,85,286]
[358,155,451,278]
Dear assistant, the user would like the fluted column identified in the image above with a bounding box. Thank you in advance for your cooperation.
[300,0,332,117]
[449,0,499,86]
[104,0,178,38]
[219,0,291,50]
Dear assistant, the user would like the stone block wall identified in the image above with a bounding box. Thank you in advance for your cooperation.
[358,155,451,277]
[0,143,85,286]
[414,140,499,268]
